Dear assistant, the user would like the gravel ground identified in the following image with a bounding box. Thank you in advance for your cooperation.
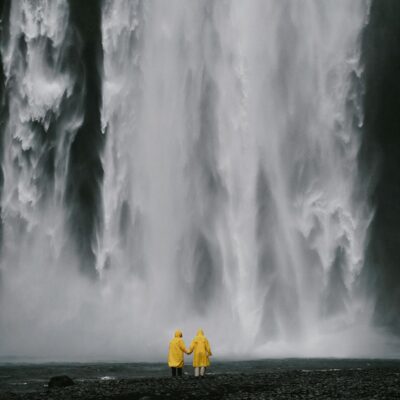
[1,368,399,399]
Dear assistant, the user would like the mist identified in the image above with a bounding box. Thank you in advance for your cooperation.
[0,0,399,362]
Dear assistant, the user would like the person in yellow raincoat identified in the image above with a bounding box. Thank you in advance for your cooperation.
[168,330,189,377]
[188,329,212,377]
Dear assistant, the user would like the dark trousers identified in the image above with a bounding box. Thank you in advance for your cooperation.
[171,367,182,377]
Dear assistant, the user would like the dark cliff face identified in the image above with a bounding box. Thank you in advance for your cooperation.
[0,0,10,264]
[66,0,104,277]
[361,0,400,332]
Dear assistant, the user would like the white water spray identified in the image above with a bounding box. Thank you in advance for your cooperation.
[1,0,388,361]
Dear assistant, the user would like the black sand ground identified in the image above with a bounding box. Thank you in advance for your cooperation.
[1,367,400,399]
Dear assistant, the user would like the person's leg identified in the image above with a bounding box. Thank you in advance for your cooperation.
[194,367,199,377]
[200,367,205,377]
[177,368,182,377]
[171,367,177,377]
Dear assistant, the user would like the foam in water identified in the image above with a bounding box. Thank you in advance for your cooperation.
[1,0,392,361]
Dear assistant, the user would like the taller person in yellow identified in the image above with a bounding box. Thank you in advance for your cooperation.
[188,329,212,377]
[168,330,189,377]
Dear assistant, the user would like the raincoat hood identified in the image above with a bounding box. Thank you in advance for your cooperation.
[196,329,204,336]
[174,330,183,338]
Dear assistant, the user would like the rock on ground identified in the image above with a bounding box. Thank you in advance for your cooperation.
[48,375,75,388]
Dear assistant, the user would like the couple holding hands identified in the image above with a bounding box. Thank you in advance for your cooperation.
[168,329,212,377]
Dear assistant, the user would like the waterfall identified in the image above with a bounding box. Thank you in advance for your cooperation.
[0,0,89,358]
[0,0,390,361]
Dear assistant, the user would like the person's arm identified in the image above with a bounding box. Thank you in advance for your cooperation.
[206,339,212,356]
[187,341,195,355]
[179,339,190,354]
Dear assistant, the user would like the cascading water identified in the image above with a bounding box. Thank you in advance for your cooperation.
[0,0,394,361]
[0,0,91,358]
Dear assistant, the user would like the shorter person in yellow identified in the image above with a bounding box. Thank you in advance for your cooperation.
[168,330,189,377]
[188,329,212,377]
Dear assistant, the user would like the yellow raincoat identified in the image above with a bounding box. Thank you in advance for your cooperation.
[188,329,212,367]
[168,330,188,368]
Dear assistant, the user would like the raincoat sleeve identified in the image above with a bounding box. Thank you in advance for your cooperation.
[206,339,212,356]
[188,340,195,355]
[179,339,189,354]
